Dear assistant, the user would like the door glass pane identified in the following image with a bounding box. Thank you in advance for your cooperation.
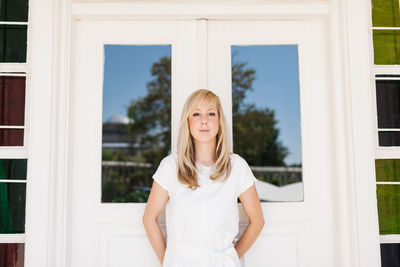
[231,45,303,202]
[0,25,27,63]
[0,129,23,146]
[376,79,400,128]
[379,131,400,146]
[376,159,400,182]
[377,184,400,234]
[101,45,171,203]
[380,243,400,267]
[0,159,27,180]
[0,243,24,267]
[0,183,26,233]
[373,30,400,65]
[371,0,400,27]
[0,76,26,126]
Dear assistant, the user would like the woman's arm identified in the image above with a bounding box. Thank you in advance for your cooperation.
[143,181,170,265]
[234,184,265,259]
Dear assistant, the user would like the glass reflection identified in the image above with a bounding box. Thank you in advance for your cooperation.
[371,0,400,27]
[232,45,303,202]
[373,30,400,65]
[376,79,400,128]
[377,184,400,234]
[376,159,400,182]
[0,183,26,233]
[0,243,24,267]
[101,45,171,203]
[0,25,27,63]
[0,76,26,126]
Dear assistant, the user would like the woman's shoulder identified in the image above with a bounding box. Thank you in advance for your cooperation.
[229,153,248,166]
[159,152,178,166]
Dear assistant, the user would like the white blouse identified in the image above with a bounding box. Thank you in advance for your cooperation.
[152,153,257,267]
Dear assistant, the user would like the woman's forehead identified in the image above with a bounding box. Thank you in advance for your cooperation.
[192,99,217,110]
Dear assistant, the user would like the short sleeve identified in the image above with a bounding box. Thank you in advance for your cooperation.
[152,157,171,192]
[236,156,257,197]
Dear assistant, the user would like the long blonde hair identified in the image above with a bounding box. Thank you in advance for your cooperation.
[177,89,232,190]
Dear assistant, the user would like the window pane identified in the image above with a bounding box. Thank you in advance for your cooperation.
[372,0,400,27]
[101,45,171,203]
[232,45,303,202]
[0,243,24,267]
[0,129,23,146]
[381,243,400,267]
[0,159,27,180]
[379,131,400,146]
[0,25,27,63]
[377,184,400,234]
[0,76,26,126]
[376,79,400,128]
[0,0,28,22]
[0,183,26,233]
[376,159,400,182]
[373,30,400,65]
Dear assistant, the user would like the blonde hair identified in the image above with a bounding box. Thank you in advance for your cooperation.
[177,89,232,190]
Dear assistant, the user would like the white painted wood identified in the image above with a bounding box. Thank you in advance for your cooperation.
[197,19,208,89]
[0,149,28,158]
[68,20,198,267]
[208,19,336,266]
[0,234,25,243]
[0,63,29,73]
[71,1,329,20]
[376,148,400,159]
[345,0,382,266]
[23,0,55,266]
[380,235,400,243]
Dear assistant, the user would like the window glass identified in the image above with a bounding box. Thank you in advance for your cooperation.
[372,0,400,27]
[0,77,26,126]
[0,159,27,180]
[376,159,400,182]
[0,0,28,22]
[380,243,400,267]
[101,45,171,203]
[0,183,26,233]
[377,184,400,234]
[373,30,400,65]
[231,45,303,202]
[0,129,24,146]
[0,25,27,63]
[0,243,24,267]
[379,131,400,146]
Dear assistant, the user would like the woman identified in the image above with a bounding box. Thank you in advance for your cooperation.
[143,89,265,267]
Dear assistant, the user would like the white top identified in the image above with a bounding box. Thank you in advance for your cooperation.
[152,153,257,267]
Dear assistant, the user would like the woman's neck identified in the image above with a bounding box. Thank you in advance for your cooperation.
[194,140,217,166]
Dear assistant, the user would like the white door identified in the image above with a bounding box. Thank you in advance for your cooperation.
[208,20,335,266]
[68,19,335,267]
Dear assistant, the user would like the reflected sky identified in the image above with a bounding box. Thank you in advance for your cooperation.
[232,45,301,165]
[102,45,171,123]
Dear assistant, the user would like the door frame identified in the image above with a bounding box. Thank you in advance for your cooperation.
[31,0,380,267]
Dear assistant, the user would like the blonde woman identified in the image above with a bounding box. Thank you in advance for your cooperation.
[143,89,265,267]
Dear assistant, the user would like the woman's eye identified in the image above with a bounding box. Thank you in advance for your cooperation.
[209,112,215,116]
[193,113,199,116]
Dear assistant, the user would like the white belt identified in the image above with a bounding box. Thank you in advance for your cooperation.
[166,240,239,267]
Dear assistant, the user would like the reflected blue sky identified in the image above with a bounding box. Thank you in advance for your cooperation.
[103,45,301,165]
[232,45,301,165]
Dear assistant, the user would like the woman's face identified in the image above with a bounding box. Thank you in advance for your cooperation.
[188,100,219,144]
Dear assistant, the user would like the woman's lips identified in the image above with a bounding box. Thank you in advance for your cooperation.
[200,130,209,132]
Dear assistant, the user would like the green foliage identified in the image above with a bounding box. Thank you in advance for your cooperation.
[127,56,171,165]
[113,190,150,203]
